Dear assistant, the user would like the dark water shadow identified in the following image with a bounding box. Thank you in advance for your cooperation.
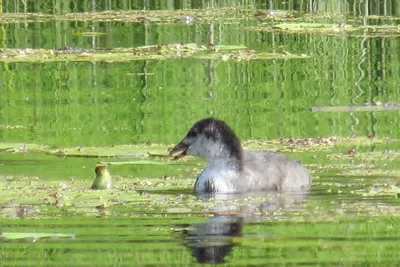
[178,190,310,264]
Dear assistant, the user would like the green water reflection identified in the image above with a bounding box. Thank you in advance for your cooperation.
[2,48,400,146]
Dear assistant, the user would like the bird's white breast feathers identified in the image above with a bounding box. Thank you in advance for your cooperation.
[194,165,239,193]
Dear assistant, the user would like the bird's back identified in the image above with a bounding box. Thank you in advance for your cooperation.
[242,150,312,192]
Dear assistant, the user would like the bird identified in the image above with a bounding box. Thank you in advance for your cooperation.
[169,118,312,194]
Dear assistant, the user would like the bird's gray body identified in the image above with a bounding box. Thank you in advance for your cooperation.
[170,118,312,194]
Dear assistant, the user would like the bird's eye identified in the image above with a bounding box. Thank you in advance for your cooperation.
[187,130,197,138]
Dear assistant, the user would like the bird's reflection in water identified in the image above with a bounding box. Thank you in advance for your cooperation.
[180,190,310,264]
[183,215,243,264]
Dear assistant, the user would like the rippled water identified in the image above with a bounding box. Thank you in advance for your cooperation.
[1,1,400,265]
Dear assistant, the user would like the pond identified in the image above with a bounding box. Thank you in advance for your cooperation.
[1,0,400,265]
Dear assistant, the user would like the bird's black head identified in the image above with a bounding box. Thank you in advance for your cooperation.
[170,118,243,166]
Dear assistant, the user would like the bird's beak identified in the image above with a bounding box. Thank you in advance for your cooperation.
[169,139,188,160]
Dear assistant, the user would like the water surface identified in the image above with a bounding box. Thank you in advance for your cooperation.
[1,1,400,265]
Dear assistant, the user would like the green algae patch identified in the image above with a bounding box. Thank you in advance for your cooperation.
[274,22,344,32]
[0,143,50,153]
[352,184,400,198]
[0,124,26,130]
[46,144,169,158]
[103,160,178,165]
[0,8,253,24]
[313,103,400,112]
[242,136,397,153]
[328,150,400,162]
[1,136,398,158]
[2,136,400,220]
[0,232,75,242]
[0,142,172,158]
[0,174,199,218]
[74,32,107,37]
[0,44,309,63]
[250,22,400,37]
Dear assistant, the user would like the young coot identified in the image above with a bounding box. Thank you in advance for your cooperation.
[169,118,312,194]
